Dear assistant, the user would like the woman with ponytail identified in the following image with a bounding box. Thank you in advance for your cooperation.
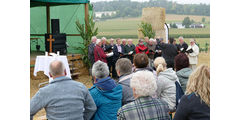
[154,57,179,112]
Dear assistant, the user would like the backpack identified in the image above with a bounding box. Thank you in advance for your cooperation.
[175,81,184,109]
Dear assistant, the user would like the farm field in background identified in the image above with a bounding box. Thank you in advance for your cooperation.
[96,14,210,37]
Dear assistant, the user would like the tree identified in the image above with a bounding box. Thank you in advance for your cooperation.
[182,17,191,28]
[170,23,177,28]
[202,17,206,23]
[139,22,155,38]
[75,16,98,68]
[191,19,195,24]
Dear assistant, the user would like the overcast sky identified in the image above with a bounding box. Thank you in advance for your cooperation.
[90,0,210,4]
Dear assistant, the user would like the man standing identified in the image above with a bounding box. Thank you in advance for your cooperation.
[106,38,115,76]
[154,38,163,59]
[88,36,97,66]
[159,38,178,69]
[123,39,135,63]
[30,60,96,120]
[178,36,188,53]
[112,38,124,79]
[101,37,107,51]
[121,39,127,47]
[186,39,199,70]
[146,38,156,68]
[109,38,115,46]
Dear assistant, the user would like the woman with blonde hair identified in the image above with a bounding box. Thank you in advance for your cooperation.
[174,64,210,120]
[154,57,179,112]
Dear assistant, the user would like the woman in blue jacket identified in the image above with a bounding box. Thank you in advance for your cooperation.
[89,60,122,120]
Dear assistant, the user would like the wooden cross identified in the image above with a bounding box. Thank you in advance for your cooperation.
[47,34,55,53]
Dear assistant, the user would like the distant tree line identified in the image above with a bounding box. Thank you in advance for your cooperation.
[92,0,210,19]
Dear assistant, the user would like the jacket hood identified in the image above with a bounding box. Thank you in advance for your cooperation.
[98,85,122,100]
[176,68,192,78]
[95,77,117,91]
[159,68,178,81]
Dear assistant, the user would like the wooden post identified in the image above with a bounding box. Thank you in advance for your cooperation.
[47,35,55,53]
[46,3,50,34]
[84,3,89,32]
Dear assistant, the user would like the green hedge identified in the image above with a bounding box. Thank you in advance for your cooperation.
[169,34,210,38]
[98,34,210,39]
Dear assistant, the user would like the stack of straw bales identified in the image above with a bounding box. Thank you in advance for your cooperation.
[139,7,166,41]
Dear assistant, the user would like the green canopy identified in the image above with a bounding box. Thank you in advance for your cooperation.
[30,0,90,7]
[30,0,92,53]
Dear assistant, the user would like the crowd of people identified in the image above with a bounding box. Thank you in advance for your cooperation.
[88,36,199,79]
[30,36,209,120]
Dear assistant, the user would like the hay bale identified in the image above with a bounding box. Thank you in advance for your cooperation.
[141,7,166,40]
[138,28,144,39]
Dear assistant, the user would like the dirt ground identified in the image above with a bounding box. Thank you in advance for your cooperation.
[30,52,209,120]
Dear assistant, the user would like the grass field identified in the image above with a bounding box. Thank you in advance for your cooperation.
[96,14,210,37]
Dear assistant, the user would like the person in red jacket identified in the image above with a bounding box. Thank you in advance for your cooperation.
[94,39,113,63]
[135,39,149,54]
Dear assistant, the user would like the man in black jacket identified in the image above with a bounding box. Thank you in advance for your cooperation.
[112,38,124,79]
[178,36,188,53]
[159,38,178,69]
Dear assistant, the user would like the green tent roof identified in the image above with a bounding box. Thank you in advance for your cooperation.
[31,0,90,7]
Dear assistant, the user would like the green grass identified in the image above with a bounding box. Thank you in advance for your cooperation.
[96,14,210,48]
[169,28,210,35]
[96,14,210,37]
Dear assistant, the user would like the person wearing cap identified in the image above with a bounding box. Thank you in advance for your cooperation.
[89,61,122,120]
[135,39,149,54]
[186,38,199,70]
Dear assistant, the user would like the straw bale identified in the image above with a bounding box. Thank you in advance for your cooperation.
[141,7,166,40]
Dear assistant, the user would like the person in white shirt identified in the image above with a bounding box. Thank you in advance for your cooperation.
[186,39,199,70]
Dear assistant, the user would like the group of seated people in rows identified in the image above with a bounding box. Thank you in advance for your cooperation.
[30,51,210,120]
[88,36,199,80]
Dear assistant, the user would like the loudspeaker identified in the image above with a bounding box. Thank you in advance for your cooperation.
[51,19,60,34]
[45,33,67,55]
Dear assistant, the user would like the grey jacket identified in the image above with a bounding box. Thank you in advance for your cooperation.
[30,76,96,120]
[118,73,134,106]
[176,68,192,92]
[156,68,179,111]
